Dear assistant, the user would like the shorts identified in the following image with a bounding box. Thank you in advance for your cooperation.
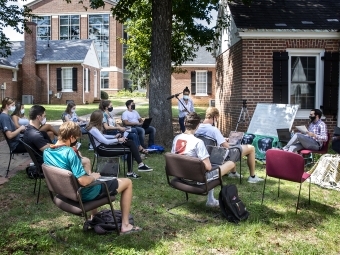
[226,144,242,162]
[95,179,118,199]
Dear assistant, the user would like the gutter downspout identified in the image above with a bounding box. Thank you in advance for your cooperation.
[47,64,50,104]
[81,63,85,104]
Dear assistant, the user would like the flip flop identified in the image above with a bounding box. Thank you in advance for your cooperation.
[139,148,149,154]
[120,226,143,235]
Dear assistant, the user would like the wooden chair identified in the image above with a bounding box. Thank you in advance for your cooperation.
[261,149,311,214]
[164,152,223,221]
[41,163,120,234]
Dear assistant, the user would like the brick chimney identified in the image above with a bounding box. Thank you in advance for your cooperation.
[22,22,37,97]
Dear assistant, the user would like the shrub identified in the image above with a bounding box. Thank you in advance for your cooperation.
[101,90,109,99]
[115,90,146,98]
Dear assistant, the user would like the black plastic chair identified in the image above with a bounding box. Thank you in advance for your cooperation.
[19,139,44,204]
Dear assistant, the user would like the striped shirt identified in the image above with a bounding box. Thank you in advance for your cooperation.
[308,119,328,142]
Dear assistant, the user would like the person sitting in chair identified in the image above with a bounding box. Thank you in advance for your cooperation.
[24,105,91,172]
[43,121,142,234]
[122,100,156,148]
[171,112,236,207]
[196,107,263,184]
[283,109,328,153]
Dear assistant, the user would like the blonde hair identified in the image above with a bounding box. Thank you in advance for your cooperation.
[58,122,81,141]
[205,107,219,119]
[86,110,103,132]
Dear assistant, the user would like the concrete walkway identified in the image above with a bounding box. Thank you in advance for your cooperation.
[0,102,147,185]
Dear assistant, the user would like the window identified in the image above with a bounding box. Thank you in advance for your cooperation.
[101,71,109,89]
[191,71,212,95]
[32,16,51,41]
[60,15,80,40]
[12,71,17,81]
[89,14,109,67]
[57,67,78,92]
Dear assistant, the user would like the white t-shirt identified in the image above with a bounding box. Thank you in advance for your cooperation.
[171,133,209,161]
[122,110,141,124]
[196,123,225,146]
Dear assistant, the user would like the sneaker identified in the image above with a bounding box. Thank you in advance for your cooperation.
[228,172,243,178]
[247,175,264,184]
[88,143,93,151]
[126,172,141,179]
[206,199,219,208]
[140,153,147,160]
[138,164,153,172]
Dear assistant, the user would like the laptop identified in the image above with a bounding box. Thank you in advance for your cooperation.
[276,128,291,143]
[206,145,229,165]
[228,131,244,146]
[142,118,152,129]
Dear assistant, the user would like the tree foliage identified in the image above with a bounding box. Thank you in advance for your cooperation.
[0,0,33,57]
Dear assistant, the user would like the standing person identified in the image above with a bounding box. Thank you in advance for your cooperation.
[196,107,263,183]
[11,102,29,127]
[87,110,153,179]
[283,109,328,152]
[122,100,156,148]
[43,121,142,234]
[172,112,236,207]
[0,97,26,153]
[178,87,194,133]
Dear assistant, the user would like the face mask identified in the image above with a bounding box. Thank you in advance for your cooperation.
[183,95,189,100]
[108,107,113,112]
[70,139,78,147]
[40,117,47,125]
[71,109,76,113]
[9,106,15,112]
[309,116,316,122]
[131,105,135,110]
[20,109,25,114]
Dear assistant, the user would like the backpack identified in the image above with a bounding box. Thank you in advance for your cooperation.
[147,144,165,154]
[26,165,44,179]
[84,209,134,235]
[219,184,249,224]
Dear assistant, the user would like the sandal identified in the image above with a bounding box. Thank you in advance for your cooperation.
[139,148,149,154]
[120,226,143,235]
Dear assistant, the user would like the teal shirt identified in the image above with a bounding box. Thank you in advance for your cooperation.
[43,146,101,202]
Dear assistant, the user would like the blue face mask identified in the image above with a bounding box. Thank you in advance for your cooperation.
[183,95,189,100]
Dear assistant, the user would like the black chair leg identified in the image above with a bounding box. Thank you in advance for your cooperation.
[36,178,42,204]
[5,153,13,178]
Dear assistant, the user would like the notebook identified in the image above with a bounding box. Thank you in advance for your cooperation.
[228,131,244,146]
[276,128,291,143]
[206,145,229,165]
[142,118,152,129]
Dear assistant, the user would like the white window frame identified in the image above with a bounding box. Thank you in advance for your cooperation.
[61,67,73,92]
[287,49,325,119]
[85,68,89,92]
[195,70,208,96]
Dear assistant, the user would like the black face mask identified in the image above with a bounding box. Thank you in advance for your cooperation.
[309,116,316,122]
[70,139,78,147]
[108,107,113,112]
[212,117,215,127]
[131,105,135,110]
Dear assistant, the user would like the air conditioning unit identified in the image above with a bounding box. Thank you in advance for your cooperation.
[209,99,215,107]
[55,92,62,99]
[22,95,33,104]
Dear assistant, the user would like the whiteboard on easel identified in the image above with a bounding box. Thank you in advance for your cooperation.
[247,104,299,137]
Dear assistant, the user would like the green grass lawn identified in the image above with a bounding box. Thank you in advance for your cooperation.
[1,136,340,254]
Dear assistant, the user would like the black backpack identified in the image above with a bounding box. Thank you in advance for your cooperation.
[26,165,44,179]
[219,184,249,223]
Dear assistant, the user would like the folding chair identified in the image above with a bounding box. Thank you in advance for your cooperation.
[19,139,44,204]
[164,152,223,222]
[41,163,120,234]
[262,149,311,214]
[300,133,330,166]
[2,130,27,178]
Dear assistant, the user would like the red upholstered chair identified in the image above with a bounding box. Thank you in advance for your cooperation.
[300,133,330,166]
[261,149,311,214]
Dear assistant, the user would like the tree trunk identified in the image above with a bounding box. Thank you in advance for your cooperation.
[149,0,173,147]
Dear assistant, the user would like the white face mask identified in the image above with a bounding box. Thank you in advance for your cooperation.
[183,95,189,100]
[41,117,47,125]
[9,106,15,112]
[71,109,76,113]
[20,109,25,114]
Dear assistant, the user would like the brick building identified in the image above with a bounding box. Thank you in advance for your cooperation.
[215,0,340,136]
[171,46,216,106]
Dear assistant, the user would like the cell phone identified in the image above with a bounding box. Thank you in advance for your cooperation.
[123,131,129,138]
[76,142,81,150]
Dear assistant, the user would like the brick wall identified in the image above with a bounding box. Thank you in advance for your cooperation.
[217,38,340,137]
[171,67,216,106]
[0,69,19,101]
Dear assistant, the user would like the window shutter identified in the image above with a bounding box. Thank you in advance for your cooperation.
[272,52,289,103]
[322,52,339,118]
[88,69,91,92]
[207,71,212,95]
[57,68,62,91]
[191,71,196,95]
[72,67,77,91]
